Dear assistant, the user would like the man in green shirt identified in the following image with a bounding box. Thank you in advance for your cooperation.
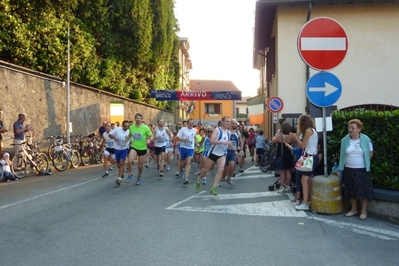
[125,113,152,185]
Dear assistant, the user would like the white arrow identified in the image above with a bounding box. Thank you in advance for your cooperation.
[309,82,339,97]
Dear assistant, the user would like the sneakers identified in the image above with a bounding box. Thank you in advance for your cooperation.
[292,199,301,206]
[183,178,190,185]
[126,175,133,183]
[115,177,122,186]
[210,187,217,196]
[166,165,170,171]
[276,186,285,193]
[284,185,291,192]
[232,172,236,177]
[295,204,309,211]
[239,167,244,173]
[196,182,201,190]
[6,180,10,183]
[175,171,180,177]
[194,171,200,175]
[145,164,149,169]
[226,179,235,186]
[218,182,223,187]
[202,177,207,185]
[136,177,141,185]
[102,172,109,178]
[109,165,114,170]
[159,171,164,177]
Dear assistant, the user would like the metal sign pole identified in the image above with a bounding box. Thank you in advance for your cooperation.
[322,107,328,176]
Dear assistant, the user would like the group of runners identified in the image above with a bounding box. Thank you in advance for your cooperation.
[99,113,247,196]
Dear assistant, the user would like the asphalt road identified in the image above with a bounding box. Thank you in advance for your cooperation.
[1,156,399,266]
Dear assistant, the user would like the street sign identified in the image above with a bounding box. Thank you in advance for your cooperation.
[306,72,342,107]
[267,97,284,113]
[298,17,348,71]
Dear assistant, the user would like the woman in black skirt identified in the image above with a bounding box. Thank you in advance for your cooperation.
[338,119,373,220]
[272,122,294,193]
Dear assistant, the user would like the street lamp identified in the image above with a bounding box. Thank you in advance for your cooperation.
[66,26,71,144]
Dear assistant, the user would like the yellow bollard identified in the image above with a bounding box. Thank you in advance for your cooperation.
[311,174,343,214]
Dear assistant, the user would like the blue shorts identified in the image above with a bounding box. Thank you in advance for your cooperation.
[179,147,194,161]
[114,148,129,163]
[225,150,236,165]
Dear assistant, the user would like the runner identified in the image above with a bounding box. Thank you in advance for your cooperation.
[164,130,174,171]
[152,118,173,177]
[201,126,215,185]
[220,119,244,187]
[125,113,152,185]
[238,124,249,173]
[196,116,234,196]
[176,118,197,185]
[101,123,116,178]
[175,120,187,177]
[108,120,131,186]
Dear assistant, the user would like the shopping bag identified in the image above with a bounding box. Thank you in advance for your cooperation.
[294,155,314,172]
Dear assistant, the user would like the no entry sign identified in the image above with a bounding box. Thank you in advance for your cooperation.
[297,17,348,71]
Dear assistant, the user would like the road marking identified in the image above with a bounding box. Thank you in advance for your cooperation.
[0,177,102,210]
[165,191,206,209]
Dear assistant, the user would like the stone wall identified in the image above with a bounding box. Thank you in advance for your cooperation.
[0,61,173,152]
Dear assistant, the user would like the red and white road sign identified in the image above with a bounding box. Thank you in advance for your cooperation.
[297,17,348,71]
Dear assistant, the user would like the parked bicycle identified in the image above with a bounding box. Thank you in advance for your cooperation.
[79,134,103,166]
[51,139,81,172]
[259,138,277,172]
[11,141,50,178]
[46,136,64,160]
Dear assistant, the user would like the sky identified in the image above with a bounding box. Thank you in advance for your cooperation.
[174,0,259,97]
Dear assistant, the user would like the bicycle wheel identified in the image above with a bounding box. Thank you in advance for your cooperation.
[48,144,56,160]
[93,149,103,164]
[70,150,81,168]
[11,154,27,178]
[34,153,49,174]
[259,150,271,172]
[80,148,90,166]
[52,151,68,172]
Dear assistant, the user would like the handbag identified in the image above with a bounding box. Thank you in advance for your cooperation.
[295,152,314,172]
[272,135,284,170]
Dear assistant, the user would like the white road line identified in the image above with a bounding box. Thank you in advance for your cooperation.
[165,191,206,209]
[196,191,280,200]
[0,177,102,210]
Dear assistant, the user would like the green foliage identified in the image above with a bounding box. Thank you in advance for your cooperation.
[0,0,180,106]
[327,109,399,190]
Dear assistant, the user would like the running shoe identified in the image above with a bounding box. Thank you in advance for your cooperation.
[284,185,291,192]
[115,177,122,186]
[145,164,149,169]
[175,171,180,177]
[210,187,217,196]
[109,165,114,170]
[183,178,190,185]
[276,187,285,193]
[239,167,244,173]
[295,204,309,211]
[202,177,207,185]
[166,165,170,171]
[126,175,133,183]
[102,172,109,178]
[232,172,236,177]
[136,177,141,185]
[159,171,164,177]
[196,182,201,190]
[227,179,235,186]
[218,182,223,187]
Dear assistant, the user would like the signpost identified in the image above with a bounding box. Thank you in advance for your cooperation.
[267,97,284,113]
[298,17,348,71]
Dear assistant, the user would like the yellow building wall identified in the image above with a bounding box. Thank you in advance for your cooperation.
[190,100,234,122]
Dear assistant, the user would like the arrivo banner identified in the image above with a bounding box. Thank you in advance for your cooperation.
[150,90,242,101]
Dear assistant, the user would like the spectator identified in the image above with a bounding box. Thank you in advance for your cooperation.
[255,130,265,165]
[1,152,18,182]
[13,113,32,155]
[0,108,8,153]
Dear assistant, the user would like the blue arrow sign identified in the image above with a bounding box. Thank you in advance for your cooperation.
[306,72,342,107]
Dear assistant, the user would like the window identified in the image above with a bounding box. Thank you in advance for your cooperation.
[205,103,221,114]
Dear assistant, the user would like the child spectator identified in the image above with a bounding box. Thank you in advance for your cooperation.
[1,152,18,182]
